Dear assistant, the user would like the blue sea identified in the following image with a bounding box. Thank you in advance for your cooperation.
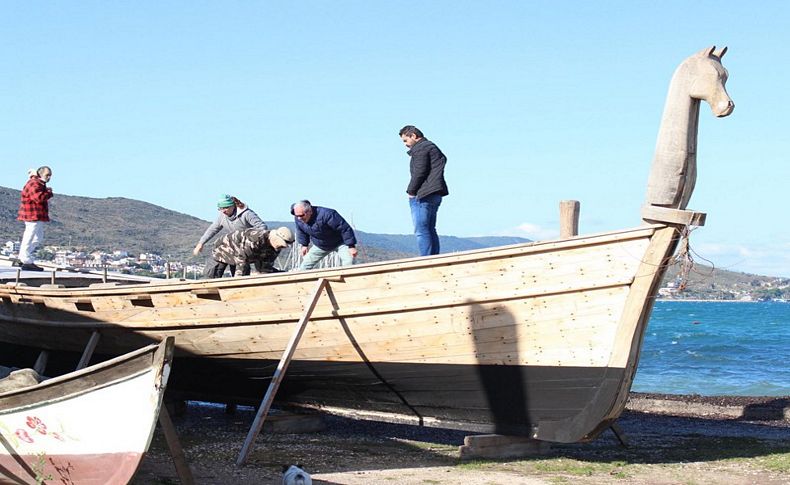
[632,301,790,396]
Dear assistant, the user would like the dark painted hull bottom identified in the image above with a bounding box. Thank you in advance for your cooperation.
[0,343,625,443]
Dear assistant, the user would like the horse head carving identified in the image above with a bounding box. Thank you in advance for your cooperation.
[644,46,734,211]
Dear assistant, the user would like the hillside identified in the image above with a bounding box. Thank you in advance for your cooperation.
[1,186,208,258]
[2,186,787,299]
[0,186,527,262]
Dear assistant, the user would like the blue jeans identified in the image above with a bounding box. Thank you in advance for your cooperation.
[409,193,442,256]
[299,244,355,270]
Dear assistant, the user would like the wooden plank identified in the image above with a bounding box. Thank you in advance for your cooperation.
[641,205,706,226]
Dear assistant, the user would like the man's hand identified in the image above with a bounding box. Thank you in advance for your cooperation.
[193,243,203,256]
[300,246,309,257]
[350,247,358,258]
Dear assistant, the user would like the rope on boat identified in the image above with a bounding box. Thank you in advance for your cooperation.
[672,225,695,291]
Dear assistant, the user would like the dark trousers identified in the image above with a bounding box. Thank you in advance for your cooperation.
[204,261,237,278]
[204,257,281,279]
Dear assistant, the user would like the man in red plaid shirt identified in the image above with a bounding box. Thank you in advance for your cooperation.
[17,166,53,271]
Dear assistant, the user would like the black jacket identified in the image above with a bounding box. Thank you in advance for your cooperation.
[406,138,449,199]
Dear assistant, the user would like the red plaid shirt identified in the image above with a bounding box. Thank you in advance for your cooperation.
[18,176,53,222]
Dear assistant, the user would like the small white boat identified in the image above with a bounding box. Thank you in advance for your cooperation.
[0,338,173,485]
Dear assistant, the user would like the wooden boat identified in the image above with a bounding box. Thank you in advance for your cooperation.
[0,338,174,485]
[0,47,733,443]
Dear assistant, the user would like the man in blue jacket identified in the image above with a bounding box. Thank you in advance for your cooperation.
[399,125,449,256]
[291,200,358,270]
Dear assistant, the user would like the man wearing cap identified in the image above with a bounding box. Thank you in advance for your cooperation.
[291,200,357,270]
[207,227,294,278]
[17,166,54,271]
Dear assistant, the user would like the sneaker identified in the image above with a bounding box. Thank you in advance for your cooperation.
[20,263,44,272]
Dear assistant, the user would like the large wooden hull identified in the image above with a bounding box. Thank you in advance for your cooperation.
[0,339,173,485]
[0,225,678,442]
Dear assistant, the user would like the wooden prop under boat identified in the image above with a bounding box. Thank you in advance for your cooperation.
[0,338,174,485]
[0,47,733,444]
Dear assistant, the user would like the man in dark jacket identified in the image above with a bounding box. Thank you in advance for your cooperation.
[17,166,54,271]
[399,125,448,256]
[291,200,357,270]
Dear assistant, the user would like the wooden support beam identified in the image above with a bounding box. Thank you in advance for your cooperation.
[33,351,49,376]
[76,331,101,370]
[609,422,628,447]
[236,278,331,466]
[458,434,550,459]
[159,406,195,485]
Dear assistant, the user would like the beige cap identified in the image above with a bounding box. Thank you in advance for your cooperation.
[269,226,294,246]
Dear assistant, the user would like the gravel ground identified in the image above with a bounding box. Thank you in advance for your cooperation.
[133,394,790,484]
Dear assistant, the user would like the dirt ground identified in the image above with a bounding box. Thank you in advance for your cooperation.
[133,394,790,485]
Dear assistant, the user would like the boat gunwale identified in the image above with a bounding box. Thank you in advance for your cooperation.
[1,223,665,299]
[0,340,168,404]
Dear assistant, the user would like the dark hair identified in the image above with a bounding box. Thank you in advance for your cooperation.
[37,166,52,177]
[231,196,245,209]
[290,200,312,216]
[399,125,423,138]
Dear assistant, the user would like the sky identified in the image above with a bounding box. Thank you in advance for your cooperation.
[2,2,789,277]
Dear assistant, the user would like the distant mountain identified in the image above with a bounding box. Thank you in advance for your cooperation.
[1,186,208,259]
[3,185,787,299]
[0,186,528,261]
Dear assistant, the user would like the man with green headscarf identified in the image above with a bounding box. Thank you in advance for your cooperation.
[193,194,267,277]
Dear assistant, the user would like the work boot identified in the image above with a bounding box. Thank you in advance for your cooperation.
[20,263,44,271]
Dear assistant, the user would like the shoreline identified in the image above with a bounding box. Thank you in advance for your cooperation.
[134,393,790,485]
[656,298,786,303]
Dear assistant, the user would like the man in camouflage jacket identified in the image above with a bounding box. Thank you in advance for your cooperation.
[206,227,294,278]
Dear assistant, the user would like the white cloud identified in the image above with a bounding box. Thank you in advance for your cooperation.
[693,241,790,277]
[497,222,559,241]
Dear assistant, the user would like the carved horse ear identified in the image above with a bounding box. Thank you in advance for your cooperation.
[700,46,716,57]
[713,46,728,58]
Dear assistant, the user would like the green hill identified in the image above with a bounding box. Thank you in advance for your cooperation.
[2,186,787,299]
[0,186,527,262]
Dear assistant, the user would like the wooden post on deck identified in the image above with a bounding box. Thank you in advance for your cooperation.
[236,278,333,466]
[559,200,580,238]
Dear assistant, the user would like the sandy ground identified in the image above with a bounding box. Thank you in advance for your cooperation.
[133,394,790,485]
